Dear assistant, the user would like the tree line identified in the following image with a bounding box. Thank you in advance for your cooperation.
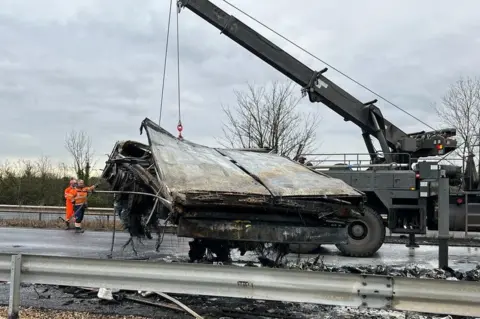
[0,158,113,208]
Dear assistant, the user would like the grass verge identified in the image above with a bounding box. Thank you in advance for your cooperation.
[0,306,148,319]
[0,217,177,233]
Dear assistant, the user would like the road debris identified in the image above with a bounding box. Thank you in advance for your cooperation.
[97,288,120,301]
[55,286,204,318]
[154,292,203,319]
[281,256,480,281]
[130,291,203,319]
[124,295,183,312]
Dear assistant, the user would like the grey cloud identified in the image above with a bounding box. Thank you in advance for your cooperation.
[0,0,479,164]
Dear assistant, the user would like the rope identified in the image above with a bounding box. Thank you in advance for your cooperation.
[221,0,436,132]
[158,0,174,125]
[175,3,183,138]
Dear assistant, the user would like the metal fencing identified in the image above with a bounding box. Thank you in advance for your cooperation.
[464,191,480,237]
[1,253,479,318]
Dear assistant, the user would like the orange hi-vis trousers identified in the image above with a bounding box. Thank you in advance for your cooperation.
[65,200,74,221]
[64,186,76,221]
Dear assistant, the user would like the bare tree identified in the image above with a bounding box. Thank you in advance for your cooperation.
[57,162,71,179]
[435,76,480,167]
[65,130,94,184]
[35,156,53,179]
[221,81,322,158]
[20,159,37,178]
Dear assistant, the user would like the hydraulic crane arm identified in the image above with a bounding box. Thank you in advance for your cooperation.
[178,0,457,163]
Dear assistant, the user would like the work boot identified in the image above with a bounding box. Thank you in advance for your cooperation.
[75,227,84,234]
[65,221,72,230]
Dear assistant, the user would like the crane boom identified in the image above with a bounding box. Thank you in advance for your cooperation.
[178,0,457,163]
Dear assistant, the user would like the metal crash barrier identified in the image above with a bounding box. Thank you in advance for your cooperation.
[0,253,479,318]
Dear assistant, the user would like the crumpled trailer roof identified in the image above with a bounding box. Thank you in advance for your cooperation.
[140,118,363,204]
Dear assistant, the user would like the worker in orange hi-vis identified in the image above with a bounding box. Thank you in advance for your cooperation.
[73,179,96,233]
[64,178,77,230]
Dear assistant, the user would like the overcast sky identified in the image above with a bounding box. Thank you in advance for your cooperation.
[0,0,479,169]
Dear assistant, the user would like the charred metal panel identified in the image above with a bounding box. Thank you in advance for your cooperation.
[177,218,348,244]
[141,118,362,199]
[142,120,270,196]
[218,149,362,197]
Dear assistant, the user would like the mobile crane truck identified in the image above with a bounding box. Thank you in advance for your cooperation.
[177,0,479,257]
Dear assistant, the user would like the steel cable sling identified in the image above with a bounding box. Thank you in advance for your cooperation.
[158,0,184,139]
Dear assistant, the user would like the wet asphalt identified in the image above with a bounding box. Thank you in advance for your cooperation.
[0,227,479,271]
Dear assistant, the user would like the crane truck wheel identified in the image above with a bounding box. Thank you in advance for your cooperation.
[335,207,385,257]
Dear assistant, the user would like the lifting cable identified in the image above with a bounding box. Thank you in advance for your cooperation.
[158,0,173,126]
[221,0,436,132]
[175,1,183,139]
[158,0,184,139]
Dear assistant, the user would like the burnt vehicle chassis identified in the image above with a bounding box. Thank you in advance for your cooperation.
[101,119,368,262]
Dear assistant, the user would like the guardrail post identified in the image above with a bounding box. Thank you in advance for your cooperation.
[38,213,42,221]
[8,254,22,319]
[465,193,469,238]
[438,169,449,269]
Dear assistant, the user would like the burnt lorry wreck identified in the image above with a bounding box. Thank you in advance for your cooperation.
[102,118,368,261]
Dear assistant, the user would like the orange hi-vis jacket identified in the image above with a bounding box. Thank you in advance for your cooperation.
[74,186,95,205]
[64,186,76,204]
[64,186,76,220]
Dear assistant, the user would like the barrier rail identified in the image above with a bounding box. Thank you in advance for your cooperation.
[0,204,112,214]
[0,205,112,222]
[0,253,479,318]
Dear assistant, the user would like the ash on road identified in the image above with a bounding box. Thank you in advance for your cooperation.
[0,227,479,271]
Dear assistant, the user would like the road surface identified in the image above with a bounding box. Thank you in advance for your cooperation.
[1,227,479,271]
[3,211,480,242]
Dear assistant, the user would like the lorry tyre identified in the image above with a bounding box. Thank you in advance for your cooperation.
[335,207,385,257]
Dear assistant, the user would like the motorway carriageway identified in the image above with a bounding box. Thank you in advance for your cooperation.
[2,211,479,241]
[0,227,479,271]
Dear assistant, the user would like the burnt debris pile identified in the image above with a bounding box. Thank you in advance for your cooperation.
[283,257,480,281]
